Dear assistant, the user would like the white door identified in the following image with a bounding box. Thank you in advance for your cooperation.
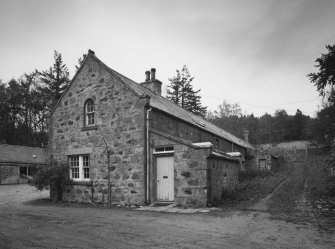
[156,156,174,201]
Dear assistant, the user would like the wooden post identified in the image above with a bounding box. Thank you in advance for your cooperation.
[107,149,111,208]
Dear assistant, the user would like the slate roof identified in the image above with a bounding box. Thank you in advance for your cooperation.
[52,51,254,150]
[0,144,48,164]
[96,55,254,150]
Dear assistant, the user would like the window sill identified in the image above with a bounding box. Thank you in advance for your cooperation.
[81,125,98,131]
[67,180,93,186]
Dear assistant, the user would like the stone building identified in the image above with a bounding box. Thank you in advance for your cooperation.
[48,50,254,207]
[245,149,279,171]
[0,144,47,184]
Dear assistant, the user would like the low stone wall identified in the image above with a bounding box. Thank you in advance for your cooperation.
[0,165,21,184]
[0,163,40,185]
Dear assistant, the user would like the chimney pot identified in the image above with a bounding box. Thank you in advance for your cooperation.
[151,68,156,81]
[140,68,162,96]
[145,71,150,82]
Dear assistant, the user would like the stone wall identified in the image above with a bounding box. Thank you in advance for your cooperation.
[150,133,213,207]
[49,55,147,205]
[207,157,239,206]
[245,149,273,171]
[0,165,19,184]
[173,145,210,207]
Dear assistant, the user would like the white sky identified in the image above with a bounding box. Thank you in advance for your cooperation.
[1,0,334,117]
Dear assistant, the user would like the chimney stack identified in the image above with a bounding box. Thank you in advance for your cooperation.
[145,71,150,82]
[151,68,156,81]
[140,68,162,96]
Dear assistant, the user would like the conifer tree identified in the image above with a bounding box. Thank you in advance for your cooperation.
[39,50,70,109]
[167,65,206,116]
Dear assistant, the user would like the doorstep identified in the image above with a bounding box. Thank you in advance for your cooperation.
[135,204,215,213]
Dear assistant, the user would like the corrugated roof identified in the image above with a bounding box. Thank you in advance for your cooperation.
[94,55,254,149]
[0,144,48,164]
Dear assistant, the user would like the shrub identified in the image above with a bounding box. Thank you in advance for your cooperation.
[28,165,50,190]
[28,161,68,191]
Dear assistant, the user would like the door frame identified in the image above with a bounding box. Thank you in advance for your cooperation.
[153,153,174,202]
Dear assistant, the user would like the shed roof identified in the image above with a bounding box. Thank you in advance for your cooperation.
[0,144,48,164]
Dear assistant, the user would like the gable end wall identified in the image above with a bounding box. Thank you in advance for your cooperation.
[49,56,147,205]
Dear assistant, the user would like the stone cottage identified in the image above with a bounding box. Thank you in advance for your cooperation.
[0,144,48,184]
[48,50,254,207]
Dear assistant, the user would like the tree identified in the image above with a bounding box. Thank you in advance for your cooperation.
[0,73,48,147]
[39,50,70,110]
[167,65,207,116]
[308,104,335,145]
[308,45,335,145]
[308,45,335,105]
[207,100,244,139]
[290,109,304,140]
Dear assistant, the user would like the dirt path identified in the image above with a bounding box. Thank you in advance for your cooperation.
[1,184,335,249]
[250,164,292,212]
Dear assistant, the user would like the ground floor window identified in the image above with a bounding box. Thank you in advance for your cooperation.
[19,166,31,176]
[68,155,90,181]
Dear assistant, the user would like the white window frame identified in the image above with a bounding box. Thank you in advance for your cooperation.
[69,155,90,181]
[85,99,95,127]
[153,146,174,155]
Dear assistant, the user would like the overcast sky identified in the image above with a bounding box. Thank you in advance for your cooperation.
[1,0,334,117]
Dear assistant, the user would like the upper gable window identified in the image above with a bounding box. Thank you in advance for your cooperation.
[84,99,95,126]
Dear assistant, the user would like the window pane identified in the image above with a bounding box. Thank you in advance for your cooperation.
[72,167,79,179]
[83,168,90,179]
[85,100,95,113]
[83,155,90,179]
[85,100,95,126]
[83,156,90,167]
[87,113,94,125]
[69,156,79,179]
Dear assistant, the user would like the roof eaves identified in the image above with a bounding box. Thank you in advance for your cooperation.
[93,57,143,98]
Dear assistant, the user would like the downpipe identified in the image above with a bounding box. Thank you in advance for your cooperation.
[146,107,152,204]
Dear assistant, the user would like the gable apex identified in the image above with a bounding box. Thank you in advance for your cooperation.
[49,49,94,117]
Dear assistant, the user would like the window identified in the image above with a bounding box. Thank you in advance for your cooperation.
[84,99,95,126]
[154,146,174,154]
[69,155,90,181]
[20,166,31,176]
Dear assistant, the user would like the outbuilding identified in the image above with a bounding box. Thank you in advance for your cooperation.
[0,144,48,184]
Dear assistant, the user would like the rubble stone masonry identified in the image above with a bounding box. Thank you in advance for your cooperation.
[49,56,147,205]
